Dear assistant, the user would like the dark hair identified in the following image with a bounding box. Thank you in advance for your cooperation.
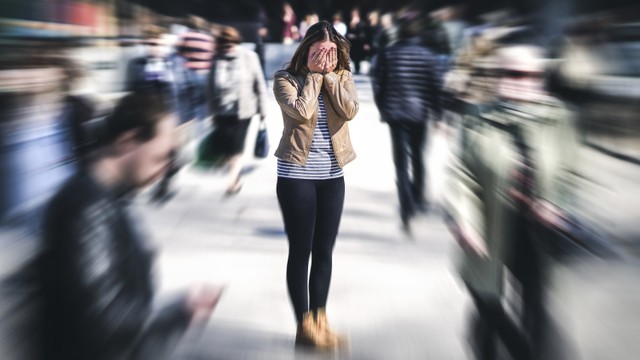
[285,21,351,74]
[397,8,424,39]
[102,92,173,145]
[217,26,243,46]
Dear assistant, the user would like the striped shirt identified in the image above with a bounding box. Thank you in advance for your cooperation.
[277,93,344,180]
[177,30,214,71]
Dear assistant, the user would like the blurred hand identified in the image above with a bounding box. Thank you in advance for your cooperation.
[307,49,328,74]
[186,284,225,326]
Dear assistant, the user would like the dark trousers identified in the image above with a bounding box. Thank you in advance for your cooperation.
[388,121,428,220]
[467,287,533,360]
[276,177,345,322]
[509,219,548,358]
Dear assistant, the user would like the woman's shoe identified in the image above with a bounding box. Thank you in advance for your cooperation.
[295,312,335,350]
[315,308,348,348]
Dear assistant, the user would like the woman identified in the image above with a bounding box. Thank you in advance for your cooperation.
[208,26,268,195]
[273,21,358,349]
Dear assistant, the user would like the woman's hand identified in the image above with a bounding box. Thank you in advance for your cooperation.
[323,48,337,74]
[307,49,327,74]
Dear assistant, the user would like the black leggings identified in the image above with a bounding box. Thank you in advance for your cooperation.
[276,177,345,323]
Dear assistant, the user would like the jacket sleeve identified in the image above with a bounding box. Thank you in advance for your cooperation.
[322,71,359,120]
[273,71,323,123]
[250,52,268,119]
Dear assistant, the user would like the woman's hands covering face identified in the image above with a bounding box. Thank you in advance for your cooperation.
[307,47,337,74]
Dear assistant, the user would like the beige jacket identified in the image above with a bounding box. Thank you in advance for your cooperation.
[272,69,358,167]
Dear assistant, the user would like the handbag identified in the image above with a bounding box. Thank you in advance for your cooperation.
[254,118,269,159]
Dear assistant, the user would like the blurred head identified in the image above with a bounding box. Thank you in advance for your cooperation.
[216,26,242,54]
[368,11,380,26]
[143,27,169,58]
[397,8,424,39]
[186,15,208,31]
[286,21,351,74]
[102,92,177,190]
[381,13,394,29]
[497,45,547,101]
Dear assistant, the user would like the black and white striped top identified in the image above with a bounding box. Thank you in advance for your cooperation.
[277,93,344,180]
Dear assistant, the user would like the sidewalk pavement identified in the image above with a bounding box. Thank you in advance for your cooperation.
[136,75,471,359]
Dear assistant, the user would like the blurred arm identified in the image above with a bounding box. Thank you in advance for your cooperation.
[250,51,268,119]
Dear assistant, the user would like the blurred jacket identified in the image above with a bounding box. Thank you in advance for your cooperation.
[37,171,191,360]
[445,98,580,297]
[371,36,442,123]
[208,45,267,120]
[272,69,358,167]
[176,29,214,71]
[445,105,520,297]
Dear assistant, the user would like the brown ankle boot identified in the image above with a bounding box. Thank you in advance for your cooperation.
[295,312,335,349]
[315,308,348,347]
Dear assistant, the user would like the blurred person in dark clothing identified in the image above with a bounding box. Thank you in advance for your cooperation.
[255,7,271,79]
[365,11,381,59]
[36,92,223,360]
[371,10,443,234]
[347,7,368,74]
[57,58,99,166]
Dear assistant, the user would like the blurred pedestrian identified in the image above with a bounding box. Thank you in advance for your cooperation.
[176,16,214,124]
[376,12,398,50]
[127,27,176,97]
[127,26,199,203]
[282,2,299,45]
[208,26,268,196]
[445,36,581,360]
[332,13,347,37]
[36,92,223,360]
[371,10,443,233]
[347,7,368,74]
[255,6,270,78]
[365,10,381,59]
[299,13,319,40]
[272,20,358,349]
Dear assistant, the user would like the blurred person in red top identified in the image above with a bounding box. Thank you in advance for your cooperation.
[282,2,299,44]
